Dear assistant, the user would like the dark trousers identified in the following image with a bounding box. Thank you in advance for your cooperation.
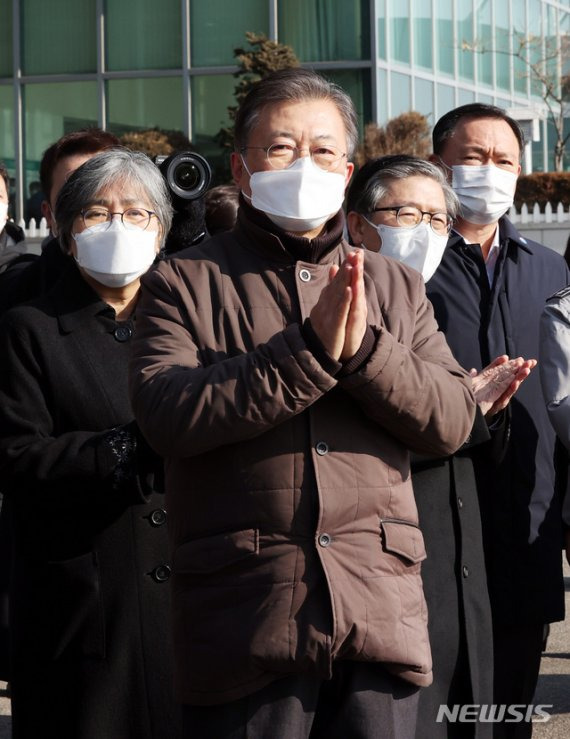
[182,661,419,739]
[492,622,544,739]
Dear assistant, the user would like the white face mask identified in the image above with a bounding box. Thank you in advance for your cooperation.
[450,163,517,225]
[363,217,448,282]
[243,156,346,232]
[73,219,158,288]
[0,202,8,230]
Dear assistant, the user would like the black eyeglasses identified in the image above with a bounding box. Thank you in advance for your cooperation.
[80,207,157,231]
[372,205,453,235]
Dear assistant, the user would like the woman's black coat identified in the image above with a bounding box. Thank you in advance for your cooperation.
[0,265,180,739]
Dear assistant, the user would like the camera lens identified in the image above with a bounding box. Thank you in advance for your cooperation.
[174,162,201,193]
[157,152,212,202]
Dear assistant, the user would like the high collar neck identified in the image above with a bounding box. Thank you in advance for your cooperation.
[238,194,345,264]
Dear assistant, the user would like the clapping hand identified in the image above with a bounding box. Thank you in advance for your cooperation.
[470,355,537,417]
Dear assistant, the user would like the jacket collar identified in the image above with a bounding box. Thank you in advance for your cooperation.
[235,196,345,265]
[51,261,117,334]
[450,216,534,255]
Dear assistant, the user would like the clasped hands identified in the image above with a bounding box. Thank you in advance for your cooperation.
[471,355,537,416]
[308,251,536,411]
[309,250,368,362]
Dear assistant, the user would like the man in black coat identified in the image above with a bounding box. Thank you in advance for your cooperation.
[427,103,570,738]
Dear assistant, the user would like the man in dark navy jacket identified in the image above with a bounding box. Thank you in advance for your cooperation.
[427,103,570,738]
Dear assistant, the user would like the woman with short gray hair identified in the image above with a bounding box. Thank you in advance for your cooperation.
[56,147,172,255]
[0,147,180,738]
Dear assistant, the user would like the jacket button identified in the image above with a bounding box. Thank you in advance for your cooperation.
[151,564,171,583]
[299,268,311,282]
[315,441,329,455]
[457,497,464,509]
[462,565,469,578]
[114,325,132,342]
[318,533,332,547]
[150,509,167,527]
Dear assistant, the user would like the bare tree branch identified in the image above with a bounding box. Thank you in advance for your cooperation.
[463,34,569,170]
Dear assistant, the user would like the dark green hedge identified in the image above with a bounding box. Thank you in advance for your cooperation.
[515,173,570,210]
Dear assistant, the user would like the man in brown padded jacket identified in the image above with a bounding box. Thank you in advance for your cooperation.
[129,68,476,739]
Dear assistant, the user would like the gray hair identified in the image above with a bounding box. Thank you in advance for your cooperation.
[346,154,459,219]
[55,147,173,253]
[234,68,359,159]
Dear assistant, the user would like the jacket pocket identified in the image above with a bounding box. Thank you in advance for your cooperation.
[380,518,427,564]
[173,528,259,574]
[44,551,105,660]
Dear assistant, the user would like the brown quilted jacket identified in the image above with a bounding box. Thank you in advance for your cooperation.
[129,210,475,706]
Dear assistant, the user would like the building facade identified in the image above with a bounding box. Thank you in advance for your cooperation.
[1,0,569,219]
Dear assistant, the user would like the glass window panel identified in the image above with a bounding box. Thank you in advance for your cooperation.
[191,74,235,182]
[559,10,570,76]
[531,136,544,172]
[412,0,432,70]
[279,0,370,62]
[414,78,434,123]
[437,83,455,120]
[0,85,14,164]
[378,0,386,60]
[389,0,410,65]
[526,0,543,99]
[22,0,97,75]
[0,0,13,77]
[531,123,544,173]
[107,78,183,137]
[24,81,98,195]
[495,2,510,91]
[0,84,15,217]
[475,0,492,86]
[496,98,511,110]
[105,0,181,71]
[457,0,474,82]
[512,1,527,95]
[377,68,388,124]
[545,118,557,172]
[458,88,475,106]
[324,69,371,143]
[562,14,570,83]
[545,5,558,95]
[476,93,493,104]
[436,0,454,76]
[563,117,570,171]
[191,0,268,67]
[391,72,411,117]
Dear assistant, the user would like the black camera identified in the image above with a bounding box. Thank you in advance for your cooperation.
[154,151,213,255]
[154,151,212,205]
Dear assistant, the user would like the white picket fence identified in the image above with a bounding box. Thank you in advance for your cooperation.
[508,202,570,225]
[15,204,570,236]
[14,204,570,258]
[20,217,50,239]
